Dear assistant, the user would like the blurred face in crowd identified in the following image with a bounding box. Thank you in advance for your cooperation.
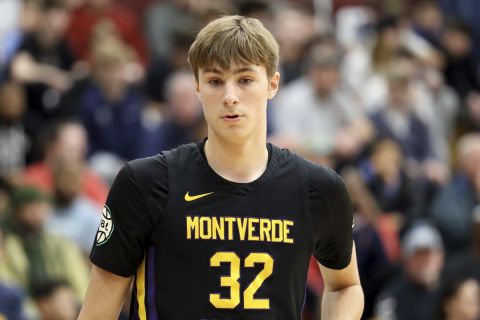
[308,64,340,97]
[167,72,202,126]
[444,279,480,320]
[414,2,443,32]
[54,161,84,206]
[196,63,279,144]
[380,26,401,51]
[94,60,128,103]
[36,285,78,320]
[0,82,26,123]
[16,201,52,235]
[443,29,472,58]
[371,140,403,182]
[458,136,480,183]
[404,248,444,289]
[53,123,88,162]
[388,78,411,109]
[39,7,70,46]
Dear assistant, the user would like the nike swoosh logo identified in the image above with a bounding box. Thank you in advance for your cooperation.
[184,191,214,202]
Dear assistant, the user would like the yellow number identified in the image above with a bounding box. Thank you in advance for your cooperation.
[210,252,274,309]
[244,253,274,309]
[209,252,241,309]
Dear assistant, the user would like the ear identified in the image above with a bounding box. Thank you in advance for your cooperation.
[194,75,202,103]
[267,72,280,100]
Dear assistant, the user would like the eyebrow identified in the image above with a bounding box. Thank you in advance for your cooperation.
[203,66,257,74]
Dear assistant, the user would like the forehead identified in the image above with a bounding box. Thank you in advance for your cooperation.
[200,63,266,75]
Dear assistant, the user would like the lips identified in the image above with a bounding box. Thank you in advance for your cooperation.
[221,114,243,122]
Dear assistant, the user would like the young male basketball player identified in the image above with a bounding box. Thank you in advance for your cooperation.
[78,15,364,319]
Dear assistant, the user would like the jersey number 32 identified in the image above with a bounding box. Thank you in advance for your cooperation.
[209,252,273,309]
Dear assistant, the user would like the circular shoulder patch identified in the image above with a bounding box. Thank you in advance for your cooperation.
[96,205,114,246]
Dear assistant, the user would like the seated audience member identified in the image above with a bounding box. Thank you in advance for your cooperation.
[0,81,29,179]
[272,4,316,84]
[144,31,194,104]
[441,18,480,132]
[10,0,77,136]
[342,168,393,319]
[435,276,480,320]
[360,139,419,228]
[273,36,372,164]
[369,60,448,184]
[375,221,444,320]
[138,70,205,156]
[32,279,78,320]
[432,133,480,254]
[0,228,26,320]
[22,120,107,204]
[79,36,144,161]
[46,160,100,255]
[442,203,480,285]
[66,0,148,65]
[0,186,88,301]
[145,0,198,63]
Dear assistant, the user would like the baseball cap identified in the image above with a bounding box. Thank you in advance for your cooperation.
[402,222,443,256]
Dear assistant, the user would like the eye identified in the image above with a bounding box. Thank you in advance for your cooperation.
[208,79,222,87]
[239,78,253,85]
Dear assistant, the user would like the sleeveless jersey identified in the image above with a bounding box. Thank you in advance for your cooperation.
[90,142,353,320]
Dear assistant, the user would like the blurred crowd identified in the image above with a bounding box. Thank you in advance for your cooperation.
[0,0,479,319]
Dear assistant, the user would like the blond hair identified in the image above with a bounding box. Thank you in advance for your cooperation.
[188,15,279,80]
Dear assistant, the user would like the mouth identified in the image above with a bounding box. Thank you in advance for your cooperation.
[221,114,243,122]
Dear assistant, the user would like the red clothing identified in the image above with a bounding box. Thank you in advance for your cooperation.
[66,3,148,65]
[22,162,108,206]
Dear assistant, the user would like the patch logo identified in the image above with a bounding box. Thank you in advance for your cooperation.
[96,205,114,246]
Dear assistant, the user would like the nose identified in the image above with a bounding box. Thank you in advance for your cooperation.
[223,82,239,107]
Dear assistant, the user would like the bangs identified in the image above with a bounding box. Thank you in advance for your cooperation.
[188,16,278,79]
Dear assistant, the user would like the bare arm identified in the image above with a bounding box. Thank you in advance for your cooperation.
[77,265,133,320]
[319,244,364,320]
[11,52,73,91]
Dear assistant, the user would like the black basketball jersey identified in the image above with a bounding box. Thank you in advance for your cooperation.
[90,142,353,320]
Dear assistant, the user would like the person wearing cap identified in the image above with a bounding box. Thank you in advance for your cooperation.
[0,186,88,303]
[374,221,445,320]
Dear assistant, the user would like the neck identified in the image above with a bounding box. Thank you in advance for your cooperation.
[204,132,268,183]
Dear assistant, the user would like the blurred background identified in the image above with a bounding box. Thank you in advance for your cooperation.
[0,0,479,319]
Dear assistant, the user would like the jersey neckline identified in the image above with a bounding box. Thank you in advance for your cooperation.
[194,139,280,188]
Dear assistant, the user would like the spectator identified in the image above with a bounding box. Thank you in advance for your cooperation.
[0,81,29,179]
[375,221,444,320]
[342,167,393,319]
[360,139,418,228]
[139,70,205,156]
[0,186,88,301]
[46,160,100,255]
[10,0,77,136]
[431,133,480,254]
[0,228,27,320]
[79,36,144,161]
[272,4,315,84]
[411,0,444,50]
[443,206,480,283]
[441,18,479,101]
[22,120,108,205]
[32,279,78,320]
[144,30,194,104]
[66,0,148,65]
[145,0,198,63]
[273,36,373,164]
[369,58,449,185]
[435,277,480,320]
